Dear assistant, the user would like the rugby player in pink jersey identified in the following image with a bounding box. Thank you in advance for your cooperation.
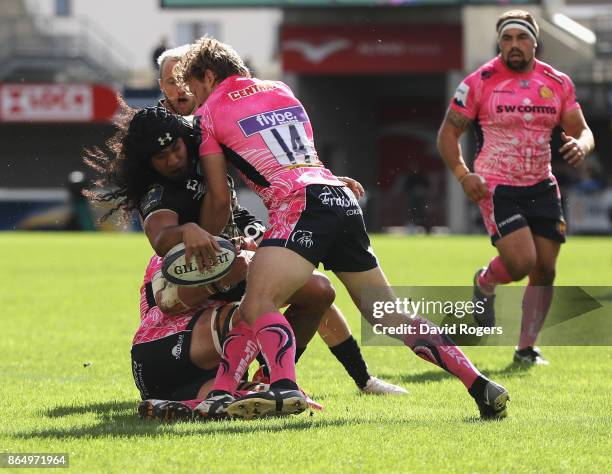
[174,37,510,420]
[155,46,406,396]
[85,105,348,420]
[437,10,594,365]
[86,105,405,422]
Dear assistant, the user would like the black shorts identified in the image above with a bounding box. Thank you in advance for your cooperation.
[131,312,218,401]
[483,178,566,245]
[261,184,378,272]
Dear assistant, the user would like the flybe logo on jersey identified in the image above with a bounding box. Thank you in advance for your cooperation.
[238,105,308,136]
[496,105,557,114]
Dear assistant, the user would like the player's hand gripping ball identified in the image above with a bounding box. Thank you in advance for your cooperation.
[162,237,237,286]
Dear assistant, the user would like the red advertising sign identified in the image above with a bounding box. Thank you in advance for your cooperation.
[282,25,462,74]
[0,84,118,122]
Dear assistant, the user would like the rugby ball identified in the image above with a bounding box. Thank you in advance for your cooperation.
[161,237,237,286]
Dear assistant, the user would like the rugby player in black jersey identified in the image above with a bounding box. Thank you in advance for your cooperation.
[86,105,405,420]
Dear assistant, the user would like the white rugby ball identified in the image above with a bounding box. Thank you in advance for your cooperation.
[161,237,237,286]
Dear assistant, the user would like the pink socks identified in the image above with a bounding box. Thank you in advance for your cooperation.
[518,284,553,349]
[478,256,513,293]
[212,320,258,394]
[404,316,481,389]
[253,312,297,385]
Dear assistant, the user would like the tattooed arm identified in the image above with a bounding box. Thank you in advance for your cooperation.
[437,108,472,176]
[437,108,488,202]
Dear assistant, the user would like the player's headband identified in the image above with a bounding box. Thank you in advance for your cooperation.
[497,19,538,43]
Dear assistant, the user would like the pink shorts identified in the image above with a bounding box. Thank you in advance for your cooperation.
[263,187,308,241]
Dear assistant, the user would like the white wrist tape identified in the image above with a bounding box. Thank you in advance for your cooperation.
[152,271,189,311]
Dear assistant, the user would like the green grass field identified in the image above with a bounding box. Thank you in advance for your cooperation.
[1,233,611,473]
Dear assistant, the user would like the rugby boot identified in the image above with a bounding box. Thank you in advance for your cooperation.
[194,390,235,420]
[226,389,308,420]
[360,376,408,395]
[514,346,549,365]
[138,399,198,422]
[469,376,509,420]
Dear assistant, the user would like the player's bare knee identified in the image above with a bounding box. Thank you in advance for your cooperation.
[507,264,531,281]
[241,293,275,322]
[506,256,536,281]
[530,265,556,286]
[309,274,336,308]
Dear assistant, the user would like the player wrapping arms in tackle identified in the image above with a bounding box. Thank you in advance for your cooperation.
[156,45,405,396]
[86,105,335,420]
[437,10,594,365]
[174,37,509,419]
[85,105,405,421]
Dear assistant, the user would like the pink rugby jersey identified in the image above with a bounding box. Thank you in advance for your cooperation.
[132,255,221,346]
[450,56,580,186]
[197,75,342,209]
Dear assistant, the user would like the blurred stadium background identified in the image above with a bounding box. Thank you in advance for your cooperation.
[1,0,611,236]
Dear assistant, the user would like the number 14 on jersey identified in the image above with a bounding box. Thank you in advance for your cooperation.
[261,122,315,166]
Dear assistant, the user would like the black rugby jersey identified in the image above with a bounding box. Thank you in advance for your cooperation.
[137,156,265,241]
[139,154,266,304]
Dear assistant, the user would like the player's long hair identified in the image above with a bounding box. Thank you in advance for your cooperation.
[83,98,196,221]
[83,97,141,221]
[174,36,251,91]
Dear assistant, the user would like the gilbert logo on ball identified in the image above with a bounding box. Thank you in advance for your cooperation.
[161,238,237,286]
